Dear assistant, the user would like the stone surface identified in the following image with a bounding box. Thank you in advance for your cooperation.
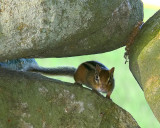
[0,0,143,61]
[0,68,140,127]
[129,10,160,122]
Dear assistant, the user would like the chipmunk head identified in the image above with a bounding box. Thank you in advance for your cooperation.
[94,65,115,93]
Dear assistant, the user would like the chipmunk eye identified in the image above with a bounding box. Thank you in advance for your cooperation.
[95,74,100,83]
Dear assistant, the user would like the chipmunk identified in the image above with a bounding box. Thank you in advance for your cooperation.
[28,61,115,99]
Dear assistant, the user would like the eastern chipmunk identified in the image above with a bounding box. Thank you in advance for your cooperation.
[28,61,115,99]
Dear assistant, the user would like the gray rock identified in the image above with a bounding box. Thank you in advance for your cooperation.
[129,10,160,122]
[0,68,140,127]
[0,0,143,61]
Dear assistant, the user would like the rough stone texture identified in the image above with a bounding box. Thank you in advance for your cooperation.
[0,68,140,128]
[0,0,143,61]
[129,10,160,122]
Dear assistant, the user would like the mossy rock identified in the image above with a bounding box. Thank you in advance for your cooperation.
[0,68,140,127]
[0,0,143,61]
[129,10,160,122]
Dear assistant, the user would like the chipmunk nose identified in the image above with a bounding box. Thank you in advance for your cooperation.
[100,84,106,89]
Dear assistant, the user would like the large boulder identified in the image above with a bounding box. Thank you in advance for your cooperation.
[0,68,140,127]
[0,0,143,61]
[129,10,160,122]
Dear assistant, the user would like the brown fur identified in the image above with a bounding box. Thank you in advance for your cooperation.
[28,60,115,99]
[74,61,115,99]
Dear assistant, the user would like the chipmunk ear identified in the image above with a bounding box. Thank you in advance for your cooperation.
[95,64,101,73]
[109,67,115,75]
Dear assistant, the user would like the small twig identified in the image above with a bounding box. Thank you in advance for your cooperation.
[124,21,144,64]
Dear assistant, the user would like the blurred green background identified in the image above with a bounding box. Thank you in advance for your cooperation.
[36,2,160,128]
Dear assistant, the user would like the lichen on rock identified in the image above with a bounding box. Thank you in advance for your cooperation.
[129,10,160,122]
[0,0,143,61]
[0,68,140,127]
